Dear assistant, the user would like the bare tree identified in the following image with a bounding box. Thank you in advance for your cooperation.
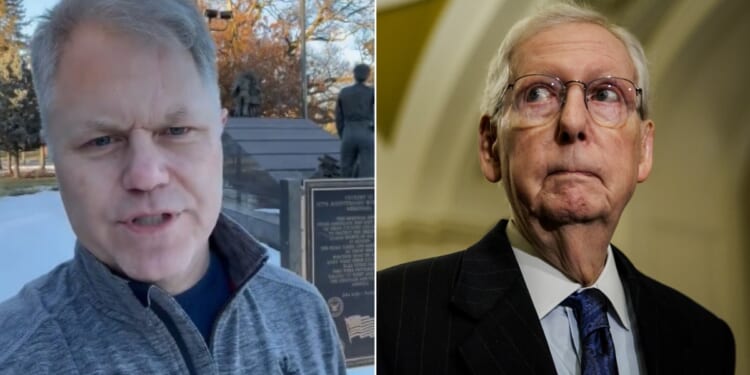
[202,0,373,126]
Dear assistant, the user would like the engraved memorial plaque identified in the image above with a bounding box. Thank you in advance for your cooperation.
[304,179,374,367]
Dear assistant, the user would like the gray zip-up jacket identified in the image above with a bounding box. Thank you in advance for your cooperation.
[0,214,346,374]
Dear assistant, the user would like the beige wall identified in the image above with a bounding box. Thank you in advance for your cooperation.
[377,0,750,371]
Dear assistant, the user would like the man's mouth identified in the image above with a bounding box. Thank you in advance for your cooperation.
[550,170,596,177]
[132,213,173,227]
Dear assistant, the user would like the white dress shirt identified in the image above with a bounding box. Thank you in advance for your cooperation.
[506,220,643,375]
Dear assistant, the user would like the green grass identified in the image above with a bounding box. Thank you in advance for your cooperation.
[0,176,59,197]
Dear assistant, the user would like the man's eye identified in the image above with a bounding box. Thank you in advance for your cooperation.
[162,127,190,136]
[85,136,113,147]
[525,86,554,103]
[591,87,620,102]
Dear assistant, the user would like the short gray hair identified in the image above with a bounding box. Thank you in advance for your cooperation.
[30,0,218,139]
[480,2,650,126]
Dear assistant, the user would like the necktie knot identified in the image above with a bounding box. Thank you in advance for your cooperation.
[563,288,611,337]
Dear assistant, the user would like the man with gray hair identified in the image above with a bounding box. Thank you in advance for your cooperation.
[378,3,734,374]
[0,0,345,373]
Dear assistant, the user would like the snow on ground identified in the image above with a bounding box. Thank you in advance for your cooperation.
[0,190,75,301]
[0,191,373,374]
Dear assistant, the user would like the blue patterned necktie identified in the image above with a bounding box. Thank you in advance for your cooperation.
[563,289,618,375]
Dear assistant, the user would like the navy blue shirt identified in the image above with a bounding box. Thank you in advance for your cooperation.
[174,251,232,345]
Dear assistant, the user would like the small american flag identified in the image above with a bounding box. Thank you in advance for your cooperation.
[344,315,375,342]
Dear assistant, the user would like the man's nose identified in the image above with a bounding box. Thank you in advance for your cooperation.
[121,134,169,192]
[556,84,590,144]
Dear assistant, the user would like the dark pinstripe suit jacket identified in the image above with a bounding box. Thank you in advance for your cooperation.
[377,220,735,375]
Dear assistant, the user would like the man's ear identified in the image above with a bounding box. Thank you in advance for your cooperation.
[221,108,229,127]
[637,119,654,183]
[478,115,502,182]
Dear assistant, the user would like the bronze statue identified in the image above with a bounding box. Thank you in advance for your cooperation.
[232,72,261,117]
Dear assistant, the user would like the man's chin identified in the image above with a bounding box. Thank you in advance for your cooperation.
[529,189,608,224]
[119,268,167,285]
[536,203,605,227]
[115,257,183,286]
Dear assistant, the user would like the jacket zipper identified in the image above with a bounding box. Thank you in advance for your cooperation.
[208,255,269,348]
[151,302,200,375]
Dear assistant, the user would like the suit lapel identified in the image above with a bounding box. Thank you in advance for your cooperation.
[452,220,557,375]
[614,249,658,374]
[613,247,688,375]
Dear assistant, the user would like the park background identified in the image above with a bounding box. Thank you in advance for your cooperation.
[377,0,750,372]
[1,0,374,177]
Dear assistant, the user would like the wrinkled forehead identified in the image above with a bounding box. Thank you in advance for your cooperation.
[52,22,172,103]
[50,23,216,129]
[73,18,180,51]
[59,20,181,69]
[509,22,636,80]
[55,20,211,96]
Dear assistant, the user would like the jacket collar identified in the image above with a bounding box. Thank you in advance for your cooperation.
[72,212,268,320]
[612,245,689,375]
[208,213,268,286]
[451,219,557,375]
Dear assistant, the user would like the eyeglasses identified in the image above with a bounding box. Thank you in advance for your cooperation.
[501,74,643,128]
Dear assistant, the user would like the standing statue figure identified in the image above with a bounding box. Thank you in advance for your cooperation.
[336,64,374,178]
[232,72,261,117]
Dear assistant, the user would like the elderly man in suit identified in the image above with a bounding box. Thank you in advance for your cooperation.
[377,3,735,375]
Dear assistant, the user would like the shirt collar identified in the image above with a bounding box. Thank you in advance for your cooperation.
[507,219,631,330]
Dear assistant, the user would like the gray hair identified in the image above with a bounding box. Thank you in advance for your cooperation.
[30,0,218,140]
[480,2,651,126]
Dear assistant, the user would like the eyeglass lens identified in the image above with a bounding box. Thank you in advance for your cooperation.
[509,75,639,127]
